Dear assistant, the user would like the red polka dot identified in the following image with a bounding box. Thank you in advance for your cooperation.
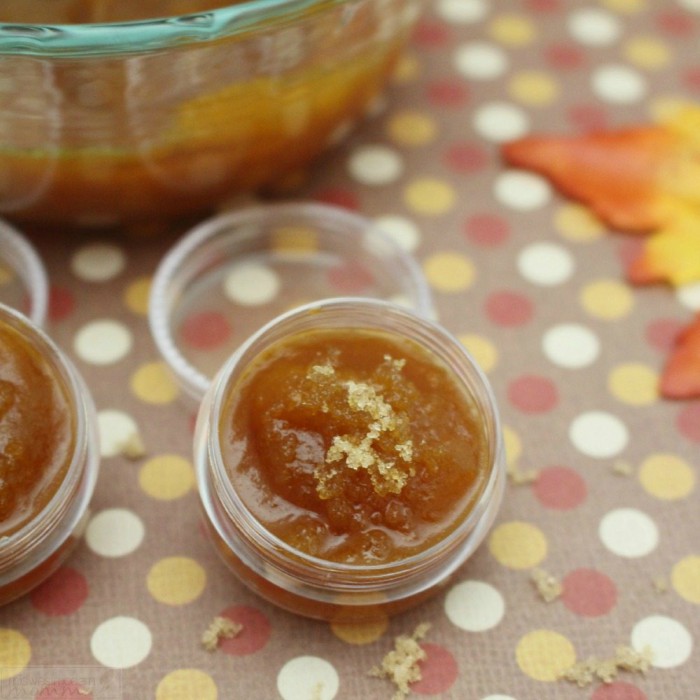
[412,20,452,48]
[411,643,458,695]
[568,104,608,132]
[327,261,374,293]
[508,375,558,413]
[683,68,700,93]
[218,605,272,655]
[36,680,93,700]
[591,681,648,700]
[485,291,534,327]
[179,310,232,350]
[562,568,617,617]
[657,10,695,37]
[646,318,684,353]
[426,80,469,108]
[443,143,489,173]
[545,44,585,70]
[30,567,88,616]
[313,187,359,211]
[534,466,587,510]
[464,214,509,247]
[48,286,75,322]
[677,403,700,443]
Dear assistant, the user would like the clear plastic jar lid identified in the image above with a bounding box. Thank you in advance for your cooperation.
[0,219,48,327]
[148,201,435,402]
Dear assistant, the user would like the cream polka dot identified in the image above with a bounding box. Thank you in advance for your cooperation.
[147,557,207,606]
[97,409,140,458]
[569,411,629,458]
[580,279,634,319]
[454,42,508,80]
[374,215,420,253]
[277,656,339,700]
[0,628,31,680]
[74,319,132,365]
[509,71,559,107]
[639,454,695,500]
[387,111,437,146]
[623,36,670,69]
[568,7,621,45]
[516,630,576,682]
[86,508,145,558]
[672,556,700,604]
[348,145,404,185]
[404,178,455,216]
[459,333,498,373]
[156,669,217,700]
[599,508,658,558]
[139,454,196,500]
[494,171,551,211]
[91,616,152,669]
[330,618,388,645]
[677,281,700,311]
[502,425,522,468]
[437,0,488,24]
[592,64,647,103]
[554,204,604,242]
[608,362,658,405]
[517,242,574,286]
[224,263,281,306]
[124,276,151,315]
[489,521,547,570]
[71,243,126,282]
[489,14,535,46]
[677,0,700,12]
[445,580,505,631]
[631,615,693,668]
[472,102,530,143]
[424,252,475,292]
[131,361,179,405]
[542,323,600,369]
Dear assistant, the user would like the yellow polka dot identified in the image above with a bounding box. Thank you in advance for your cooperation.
[489,14,536,46]
[139,454,196,501]
[387,111,437,147]
[131,361,179,404]
[600,0,647,13]
[124,276,152,315]
[459,333,498,373]
[672,556,700,605]
[331,616,388,644]
[554,204,604,242]
[0,629,31,680]
[580,279,634,320]
[639,453,695,500]
[608,362,659,406]
[404,178,455,216]
[623,37,670,70]
[156,669,218,700]
[509,71,559,107]
[392,53,420,84]
[271,225,319,256]
[516,630,577,682]
[502,425,522,469]
[489,521,547,570]
[423,253,475,293]
[147,556,207,606]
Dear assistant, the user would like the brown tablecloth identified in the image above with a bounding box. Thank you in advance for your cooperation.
[2,1,699,698]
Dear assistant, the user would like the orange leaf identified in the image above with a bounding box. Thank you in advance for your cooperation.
[660,314,700,399]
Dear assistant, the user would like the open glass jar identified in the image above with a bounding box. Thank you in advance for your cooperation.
[194,297,505,621]
[0,304,100,605]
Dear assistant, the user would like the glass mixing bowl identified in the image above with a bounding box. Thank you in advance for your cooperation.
[0,0,423,227]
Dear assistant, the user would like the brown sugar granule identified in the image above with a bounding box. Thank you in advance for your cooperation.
[119,429,147,460]
[560,645,653,688]
[201,616,242,651]
[530,567,562,603]
[506,462,539,485]
[369,623,430,700]
[612,459,634,476]
[652,575,669,593]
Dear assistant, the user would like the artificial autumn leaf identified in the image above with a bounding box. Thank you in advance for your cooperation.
[628,225,700,286]
[660,314,700,399]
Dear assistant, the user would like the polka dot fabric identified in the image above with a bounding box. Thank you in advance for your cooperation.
[4,0,698,698]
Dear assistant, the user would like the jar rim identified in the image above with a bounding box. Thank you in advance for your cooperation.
[0,304,95,565]
[204,297,505,581]
[0,0,349,57]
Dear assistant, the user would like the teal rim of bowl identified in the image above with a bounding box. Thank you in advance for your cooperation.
[0,0,347,57]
